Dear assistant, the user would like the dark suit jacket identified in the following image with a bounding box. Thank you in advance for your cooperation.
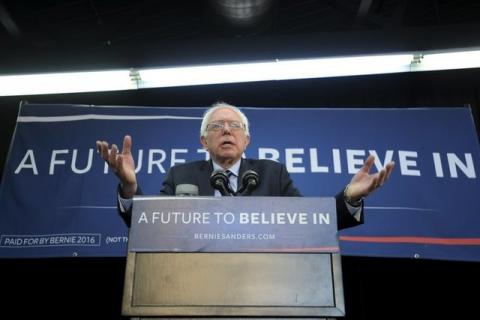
[119,158,363,230]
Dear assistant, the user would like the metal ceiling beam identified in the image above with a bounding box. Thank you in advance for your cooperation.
[0,2,21,37]
[356,0,373,20]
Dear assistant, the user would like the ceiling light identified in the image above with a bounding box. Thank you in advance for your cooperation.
[411,49,480,72]
[0,70,135,96]
[0,48,479,96]
[137,54,413,88]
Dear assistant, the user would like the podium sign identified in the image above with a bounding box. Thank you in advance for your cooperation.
[122,197,345,318]
[129,196,338,253]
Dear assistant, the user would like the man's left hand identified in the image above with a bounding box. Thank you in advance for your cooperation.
[346,155,395,201]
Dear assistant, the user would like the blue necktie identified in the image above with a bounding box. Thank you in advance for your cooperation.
[225,170,237,193]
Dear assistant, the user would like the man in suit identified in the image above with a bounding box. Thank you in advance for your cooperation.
[96,102,394,229]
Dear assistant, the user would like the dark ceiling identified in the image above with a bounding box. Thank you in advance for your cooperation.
[1,0,480,73]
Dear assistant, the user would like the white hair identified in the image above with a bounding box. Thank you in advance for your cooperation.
[200,102,250,138]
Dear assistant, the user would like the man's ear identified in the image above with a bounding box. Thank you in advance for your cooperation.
[200,136,208,150]
[245,135,251,148]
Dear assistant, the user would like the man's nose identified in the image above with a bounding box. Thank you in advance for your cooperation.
[221,123,232,133]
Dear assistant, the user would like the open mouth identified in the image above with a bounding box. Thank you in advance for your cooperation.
[221,141,234,146]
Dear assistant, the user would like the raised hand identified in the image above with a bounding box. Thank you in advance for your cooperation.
[346,154,395,202]
[96,135,137,198]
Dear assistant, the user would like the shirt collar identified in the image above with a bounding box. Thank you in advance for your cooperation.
[212,158,241,177]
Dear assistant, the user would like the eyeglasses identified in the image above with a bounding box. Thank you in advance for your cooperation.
[206,120,245,131]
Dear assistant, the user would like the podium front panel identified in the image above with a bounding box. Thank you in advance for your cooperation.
[123,252,344,317]
[134,252,332,306]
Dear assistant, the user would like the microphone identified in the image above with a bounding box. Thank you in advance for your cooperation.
[210,169,234,196]
[175,184,199,196]
[237,170,260,196]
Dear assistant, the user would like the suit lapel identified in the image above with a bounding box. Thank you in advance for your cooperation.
[197,160,215,196]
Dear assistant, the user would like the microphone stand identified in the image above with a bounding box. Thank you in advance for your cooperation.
[210,169,235,196]
[215,180,234,196]
[236,170,259,196]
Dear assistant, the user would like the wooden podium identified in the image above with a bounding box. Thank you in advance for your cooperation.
[122,196,345,318]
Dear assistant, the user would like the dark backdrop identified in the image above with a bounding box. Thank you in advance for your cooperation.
[0,68,479,319]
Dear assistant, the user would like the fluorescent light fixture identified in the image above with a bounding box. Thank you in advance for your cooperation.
[411,49,480,72]
[137,54,413,88]
[0,48,479,96]
[0,70,135,96]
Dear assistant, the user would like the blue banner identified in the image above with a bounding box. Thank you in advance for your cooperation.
[0,103,479,261]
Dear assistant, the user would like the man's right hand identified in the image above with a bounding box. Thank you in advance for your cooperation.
[96,135,137,198]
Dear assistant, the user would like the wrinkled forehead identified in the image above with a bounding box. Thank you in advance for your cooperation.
[209,108,243,123]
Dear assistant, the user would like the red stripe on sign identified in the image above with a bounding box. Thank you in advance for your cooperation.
[244,246,340,252]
